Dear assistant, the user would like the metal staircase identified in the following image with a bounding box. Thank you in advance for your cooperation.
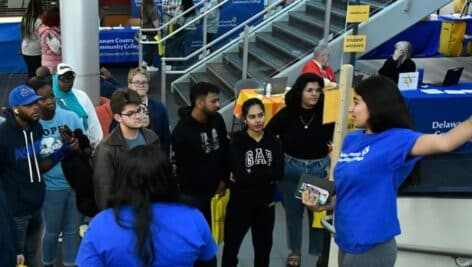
[171,0,452,111]
[171,0,391,106]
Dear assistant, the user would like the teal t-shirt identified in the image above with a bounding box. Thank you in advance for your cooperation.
[39,107,84,190]
[125,131,145,149]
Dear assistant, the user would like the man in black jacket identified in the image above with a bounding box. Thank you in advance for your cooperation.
[93,89,159,211]
[171,82,230,225]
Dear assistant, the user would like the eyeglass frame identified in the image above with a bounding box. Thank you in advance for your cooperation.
[120,107,145,118]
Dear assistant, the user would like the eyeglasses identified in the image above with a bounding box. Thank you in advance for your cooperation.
[130,81,148,86]
[59,75,75,82]
[120,107,144,118]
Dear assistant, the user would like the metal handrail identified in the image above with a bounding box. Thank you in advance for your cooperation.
[140,0,228,44]
[158,0,287,104]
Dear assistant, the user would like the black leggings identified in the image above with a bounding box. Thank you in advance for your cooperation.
[221,189,275,267]
[22,55,41,77]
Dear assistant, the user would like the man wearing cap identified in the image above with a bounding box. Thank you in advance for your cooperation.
[53,63,103,147]
[0,85,46,267]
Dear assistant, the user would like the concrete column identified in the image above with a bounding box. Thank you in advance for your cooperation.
[60,0,100,105]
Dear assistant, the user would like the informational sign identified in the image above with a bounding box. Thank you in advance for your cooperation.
[99,27,140,63]
[343,35,367,52]
[398,72,419,91]
[346,5,370,23]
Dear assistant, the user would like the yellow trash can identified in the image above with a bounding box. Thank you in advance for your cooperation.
[439,20,467,56]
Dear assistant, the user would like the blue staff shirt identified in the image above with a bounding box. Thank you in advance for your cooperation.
[333,128,422,253]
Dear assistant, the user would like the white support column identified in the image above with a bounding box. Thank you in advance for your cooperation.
[60,0,100,105]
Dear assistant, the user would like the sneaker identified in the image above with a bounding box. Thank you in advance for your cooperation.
[146,65,159,72]
[456,257,472,267]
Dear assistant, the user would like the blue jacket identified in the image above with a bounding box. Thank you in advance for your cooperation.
[147,98,170,154]
[0,109,45,216]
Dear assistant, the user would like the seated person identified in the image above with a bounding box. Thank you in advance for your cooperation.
[100,67,122,99]
[302,44,337,84]
[378,41,416,84]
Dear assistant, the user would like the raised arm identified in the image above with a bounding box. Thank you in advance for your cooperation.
[410,116,472,156]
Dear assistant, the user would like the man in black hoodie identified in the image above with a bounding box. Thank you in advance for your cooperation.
[171,82,230,225]
[0,84,44,267]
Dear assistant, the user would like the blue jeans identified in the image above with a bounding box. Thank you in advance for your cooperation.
[279,154,330,256]
[41,189,80,266]
[14,210,42,267]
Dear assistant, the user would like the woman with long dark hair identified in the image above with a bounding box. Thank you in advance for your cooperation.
[21,0,43,77]
[222,98,284,267]
[303,75,472,267]
[76,143,217,266]
[265,73,334,267]
[38,6,61,73]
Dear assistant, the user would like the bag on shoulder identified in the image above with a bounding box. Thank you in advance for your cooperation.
[46,33,61,54]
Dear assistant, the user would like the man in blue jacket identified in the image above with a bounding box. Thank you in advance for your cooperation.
[0,85,45,267]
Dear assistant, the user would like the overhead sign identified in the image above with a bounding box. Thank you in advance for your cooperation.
[346,5,370,23]
[343,35,367,52]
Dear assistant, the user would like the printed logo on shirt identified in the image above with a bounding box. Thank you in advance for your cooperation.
[40,125,65,157]
[200,128,220,154]
[245,148,273,168]
[14,140,42,160]
[338,146,370,162]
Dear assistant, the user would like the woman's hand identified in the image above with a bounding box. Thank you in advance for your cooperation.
[302,190,336,212]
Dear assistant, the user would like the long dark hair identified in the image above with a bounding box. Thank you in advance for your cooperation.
[285,73,325,112]
[355,75,413,133]
[111,143,180,266]
[241,98,265,130]
[21,0,43,39]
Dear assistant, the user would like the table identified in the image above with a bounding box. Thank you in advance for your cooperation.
[233,89,286,125]
[402,83,472,153]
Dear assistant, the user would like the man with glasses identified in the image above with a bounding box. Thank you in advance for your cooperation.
[53,63,103,147]
[127,67,170,153]
[93,89,159,211]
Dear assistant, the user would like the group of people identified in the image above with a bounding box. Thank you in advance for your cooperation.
[140,0,221,70]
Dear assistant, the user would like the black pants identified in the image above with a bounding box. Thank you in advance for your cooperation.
[22,54,41,77]
[222,189,275,267]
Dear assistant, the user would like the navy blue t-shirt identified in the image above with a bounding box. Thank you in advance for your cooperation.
[333,128,421,253]
[76,203,217,266]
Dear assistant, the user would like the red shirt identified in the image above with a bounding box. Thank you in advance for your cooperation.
[302,60,337,83]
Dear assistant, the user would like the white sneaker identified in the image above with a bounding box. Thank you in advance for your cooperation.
[141,61,148,67]
[146,65,159,72]
[456,257,472,267]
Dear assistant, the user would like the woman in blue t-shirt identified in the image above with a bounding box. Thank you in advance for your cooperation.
[302,75,472,267]
[76,143,217,267]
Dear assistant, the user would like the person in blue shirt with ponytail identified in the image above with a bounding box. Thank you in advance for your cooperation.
[303,75,472,267]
